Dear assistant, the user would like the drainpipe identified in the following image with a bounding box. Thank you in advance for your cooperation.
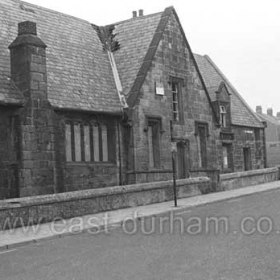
[107,50,128,185]
[262,122,267,168]
[117,121,123,185]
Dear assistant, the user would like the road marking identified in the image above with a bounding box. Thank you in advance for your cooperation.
[0,249,17,255]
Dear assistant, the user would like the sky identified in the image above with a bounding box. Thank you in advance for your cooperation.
[24,0,280,115]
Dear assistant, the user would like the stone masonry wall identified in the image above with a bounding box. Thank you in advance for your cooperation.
[15,46,56,197]
[0,108,20,199]
[230,126,265,172]
[130,12,220,181]
[0,177,209,230]
[54,112,120,192]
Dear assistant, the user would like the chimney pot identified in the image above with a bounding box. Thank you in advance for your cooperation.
[267,108,273,116]
[256,105,262,114]
[18,21,37,36]
[132,11,137,18]
[139,9,144,16]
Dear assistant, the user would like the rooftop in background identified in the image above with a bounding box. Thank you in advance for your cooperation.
[256,106,280,126]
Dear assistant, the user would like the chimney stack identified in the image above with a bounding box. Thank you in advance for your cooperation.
[277,112,280,119]
[18,21,37,36]
[256,105,262,114]
[9,21,56,197]
[139,9,144,16]
[132,11,137,18]
[267,108,273,116]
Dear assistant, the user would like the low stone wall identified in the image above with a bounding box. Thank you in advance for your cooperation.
[220,167,279,191]
[0,177,209,230]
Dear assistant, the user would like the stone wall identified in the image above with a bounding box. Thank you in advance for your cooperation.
[54,112,121,192]
[0,108,20,199]
[220,167,279,191]
[0,177,209,230]
[127,12,220,183]
[231,126,265,172]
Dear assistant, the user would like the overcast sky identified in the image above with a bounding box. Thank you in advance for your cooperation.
[25,0,280,115]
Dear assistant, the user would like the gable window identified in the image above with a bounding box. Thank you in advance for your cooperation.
[147,118,161,168]
[170,78,184,123]
[220,106,227,127]
[65,121,113,163]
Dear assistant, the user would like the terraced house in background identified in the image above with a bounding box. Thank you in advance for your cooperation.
[0,0,266,199]
[256,106,280,167]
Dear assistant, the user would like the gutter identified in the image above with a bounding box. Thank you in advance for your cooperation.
[52,107,123,116]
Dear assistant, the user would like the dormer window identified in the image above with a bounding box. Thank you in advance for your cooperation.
[220,106,227,127]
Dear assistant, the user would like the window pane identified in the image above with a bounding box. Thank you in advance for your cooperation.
[101,124,108,162]
[198,125,207,168]
[93,124,99,162]
[223,146,228,168]
[152,122,160,168]
[74,123,81,161]
[84,125,91,162]
[172,81,181,122]
[148,125,154,168]
[65,123,72,162]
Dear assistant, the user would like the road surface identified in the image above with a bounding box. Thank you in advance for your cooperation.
[1,188,280,279]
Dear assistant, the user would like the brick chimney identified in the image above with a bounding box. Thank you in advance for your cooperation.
[256,105,262,114]
[267,108,273,116]
[132,11,137,18]
[139,9,144,16]
[9,21,56,197]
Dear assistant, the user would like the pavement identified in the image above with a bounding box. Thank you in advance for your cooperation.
[1,180,280,251]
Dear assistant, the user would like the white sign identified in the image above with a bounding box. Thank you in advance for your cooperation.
[156,86,164,95]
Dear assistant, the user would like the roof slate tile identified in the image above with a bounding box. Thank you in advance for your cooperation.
[194,54,263,128]
[113,12,162,96]
[0,0,122,112]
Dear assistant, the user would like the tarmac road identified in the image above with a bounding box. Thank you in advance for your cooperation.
[1,188,280,280]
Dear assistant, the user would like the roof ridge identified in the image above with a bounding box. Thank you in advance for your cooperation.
[204,54,264,126]
[110,11,163,26]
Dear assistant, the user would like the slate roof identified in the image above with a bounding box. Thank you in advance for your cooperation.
[0,0,122,112]
[194,54,264,128]
[113,12,163,96]
[256,113,280,126]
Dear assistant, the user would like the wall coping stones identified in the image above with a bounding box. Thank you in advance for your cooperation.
[221,167,279,180]
[0,177,209,210]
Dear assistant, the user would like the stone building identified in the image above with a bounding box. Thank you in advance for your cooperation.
[256,107,280,166]
[0,0,266,199]
[195,55,266,172]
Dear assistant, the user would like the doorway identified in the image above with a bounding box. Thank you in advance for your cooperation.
[176,141,189,179]
[243,147,252,171]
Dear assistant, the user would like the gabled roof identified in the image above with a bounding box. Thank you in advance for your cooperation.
[194,54,264,128]
[113,11,163,97]
[113,7,218,123]
[0,0,122,113]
